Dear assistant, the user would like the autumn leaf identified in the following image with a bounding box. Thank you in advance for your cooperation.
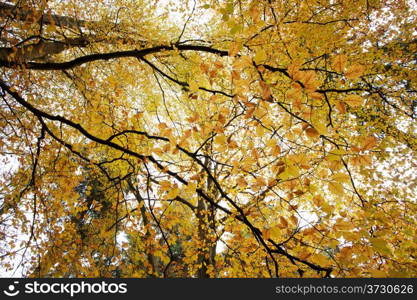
[259,80,272,101]
[287,63,301,80]
[165,186,179,199]
[0,0,416,280]
[301,71,320,92]
[332,173,350,183]
[332,54,348,72]
[229,41,241,56]
[263,228,271,240]
[361,136,378,150]
[305,127,320,138]
[344,94,364,107]
[289,215,298,225]
[236,176,248,188]
[345,64,365,79]
[328,181,344,196]
[214,134,227,145]
[189,81,199,93]
[310,92,323,100]
[370,238,392,255]
[335,100,346,113]
[254,49,267,64]
[278,216,289,228]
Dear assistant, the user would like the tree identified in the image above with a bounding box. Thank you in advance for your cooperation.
[0,0,416,278]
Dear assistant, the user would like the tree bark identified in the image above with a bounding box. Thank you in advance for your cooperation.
[196,156,217,278]
[0,2,85,30]
[0,37,88,62]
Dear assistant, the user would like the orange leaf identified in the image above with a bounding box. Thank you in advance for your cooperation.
[335,100,346,114]
[361,136,378,150]
[344,94,363,107]
[345,64,365,79]
[305,127,320,138]
[332,54,348,72]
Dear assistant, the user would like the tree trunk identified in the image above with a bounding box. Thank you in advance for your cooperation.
[196,156,217,278]
[0,2,86,30]
[0,37,88,63]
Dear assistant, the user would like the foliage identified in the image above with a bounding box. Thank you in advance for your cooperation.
[0,0,416,278]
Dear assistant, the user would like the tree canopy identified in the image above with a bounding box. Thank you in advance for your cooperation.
[0,0,416,278]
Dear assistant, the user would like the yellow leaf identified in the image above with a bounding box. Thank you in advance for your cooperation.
[328,181,344,195]
[288,63,303,81]
[334,220,354,231]
[314,122,328,135]
[286,88,302,101]
[254,176,266,187]
[314,253,330,266]
[344,94,363,107]
[335,100,346,114]
[266,139,276,148]
[270,226,281,239]
[256,125,265,137]
[332,54,348,72]
[345,64,365,79]
[214,134,227,145]
[329,149,346,156]
[313,195,324,207]
[184,182,197,194]
[322,203,334,215]
[292,96,302,110]
[189,81,199,93]
[259,80,272,100]
[332,173,350,183]
[370,238,392,255]
[229,42,241,56]
[166,186,179,199]
[351,154,372,167]
[230,24,241,34]
[186,112,200,123]
[249,5,260,21]
[254,49,267,64]
[301,71,320,92]
[237,176,248,188]
[233,55,252,70]
[361,136,378,150]
[310,92,323,100]
[270,145,281,156]
[286,164,300,177]
[159,180,172,191]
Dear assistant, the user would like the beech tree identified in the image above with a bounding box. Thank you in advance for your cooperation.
[0,0,416,278]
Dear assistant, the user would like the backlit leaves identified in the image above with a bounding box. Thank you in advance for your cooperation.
[0,0,416,279]
[345,64,365,79]
[332,54,348,73]
[344,94,364,107]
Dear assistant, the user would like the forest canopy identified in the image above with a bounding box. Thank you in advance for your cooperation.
[0,0,416,278]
